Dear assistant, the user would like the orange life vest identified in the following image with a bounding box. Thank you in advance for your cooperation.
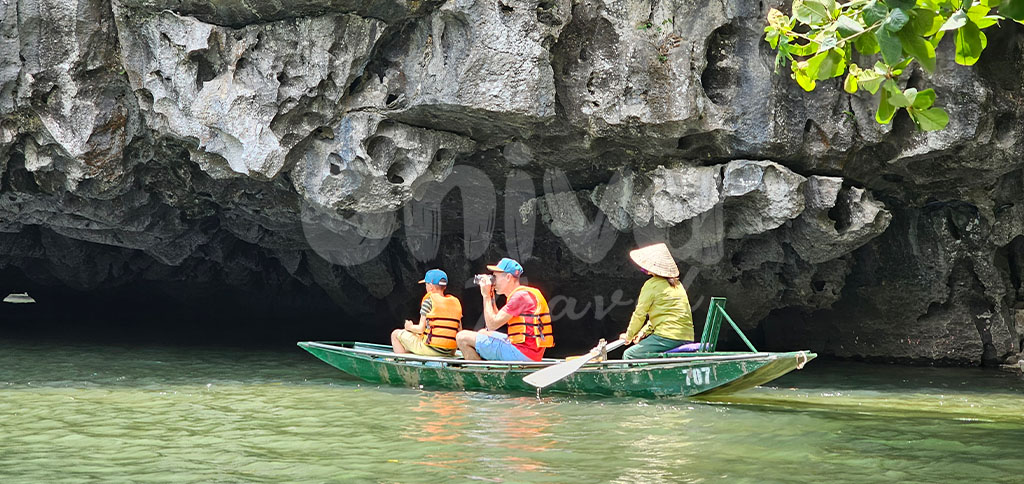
[506,286,554,348]
[421,293,462,350]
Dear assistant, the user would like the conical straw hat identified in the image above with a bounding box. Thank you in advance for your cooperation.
[629,243,679,278]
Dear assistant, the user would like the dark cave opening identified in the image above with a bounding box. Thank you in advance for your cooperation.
[0,264,361,348]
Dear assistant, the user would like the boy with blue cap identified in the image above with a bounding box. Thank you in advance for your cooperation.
[391,269,463,357]
[456,258,554,361]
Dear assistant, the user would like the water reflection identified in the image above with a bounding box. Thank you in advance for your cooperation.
[402,394,561,478]
[411,393,470,444]
[485,400,558,474]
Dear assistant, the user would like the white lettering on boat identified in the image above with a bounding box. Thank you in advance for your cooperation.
[685,367,712,386]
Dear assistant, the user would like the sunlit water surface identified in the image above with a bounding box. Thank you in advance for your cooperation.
[1,340,1022,483]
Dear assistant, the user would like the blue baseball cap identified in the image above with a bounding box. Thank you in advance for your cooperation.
[418,269,448,285]
[486,258,523,276]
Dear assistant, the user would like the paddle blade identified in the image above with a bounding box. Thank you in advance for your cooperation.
[522,339,625,389]
[522,354,594,389]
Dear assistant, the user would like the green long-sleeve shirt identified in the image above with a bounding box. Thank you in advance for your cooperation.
[625,276,694,342]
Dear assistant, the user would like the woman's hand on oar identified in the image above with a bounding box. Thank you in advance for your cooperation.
[619,332,641,344]
[619,322,652,346]
[619,332,645,345]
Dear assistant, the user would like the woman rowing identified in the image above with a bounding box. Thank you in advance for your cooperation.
[619,242,695,359]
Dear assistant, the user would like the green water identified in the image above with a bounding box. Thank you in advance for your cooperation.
[1,341,1022,483]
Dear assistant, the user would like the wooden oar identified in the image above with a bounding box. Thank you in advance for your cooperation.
[523,338,626,389]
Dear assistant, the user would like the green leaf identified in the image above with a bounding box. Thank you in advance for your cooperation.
[793,0,832,24]
[853,31,881,54]
[940,10,968,31]
[909,107,950,130]
[791,42,819,56]
[954,20,987,66]
[855,65,885,93]
[816,49,847,80]
[774,42,792,71]
[876,86,897,124]
[844,72,859,93]
[886,85,916,108]
[792,46,849,90]
[836,15,866,38]
[876,29,903,65]
[912,88,936,109]
[795,74,817,91]
[806,51,828,76]
[767,8,791,28]
[793,64,817,91]
[1003,0,1024,21]
[898,29,937,72]
[883,8,911,31]
[967,5,999,28]
[862,0,889,25]
[908,9,940,36]
[765,27,781,49]
[816,31,839,52]
[903,87,919,107]
[887,0,916,10]
[860,76,885,94]
[979,15,1001,28]
[860,74,885,94]
[793,52,825,91]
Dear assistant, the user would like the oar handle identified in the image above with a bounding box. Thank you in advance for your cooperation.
[587,338,625,362]
[602,339,626,353]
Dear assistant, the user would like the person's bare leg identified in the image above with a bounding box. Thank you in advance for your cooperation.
[391,329,408,354]
[456,330,481,360]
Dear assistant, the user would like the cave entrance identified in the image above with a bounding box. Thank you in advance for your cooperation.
[0,264,372,347]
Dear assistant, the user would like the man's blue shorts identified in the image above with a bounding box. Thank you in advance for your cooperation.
[475,332,531,361]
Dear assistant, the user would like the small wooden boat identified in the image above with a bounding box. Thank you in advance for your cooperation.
[3,292,36,304]
[298,298,816,398]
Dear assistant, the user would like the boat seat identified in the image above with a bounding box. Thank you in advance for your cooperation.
[665,342,710,353]
[666,297,727,353]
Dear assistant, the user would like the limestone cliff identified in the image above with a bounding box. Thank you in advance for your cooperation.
[1,0,1021,364]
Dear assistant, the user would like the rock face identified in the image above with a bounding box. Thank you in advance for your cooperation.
[1,0,1022,364]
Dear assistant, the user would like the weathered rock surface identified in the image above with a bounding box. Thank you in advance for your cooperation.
[114,0,430,27]
[114,6,385,179]
[1,0,1023,364]
[292,112,474,212]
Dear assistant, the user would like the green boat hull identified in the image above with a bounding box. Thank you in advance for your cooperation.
[298,342,815,398]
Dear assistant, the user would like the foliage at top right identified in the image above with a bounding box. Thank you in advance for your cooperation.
[764,0,1024,131]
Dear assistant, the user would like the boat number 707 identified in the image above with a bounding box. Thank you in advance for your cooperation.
[685,367,712,386]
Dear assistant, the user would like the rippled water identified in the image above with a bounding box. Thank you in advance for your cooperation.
[1,340,1022,483]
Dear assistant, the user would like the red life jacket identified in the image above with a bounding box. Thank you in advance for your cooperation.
[506,286,554,348]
